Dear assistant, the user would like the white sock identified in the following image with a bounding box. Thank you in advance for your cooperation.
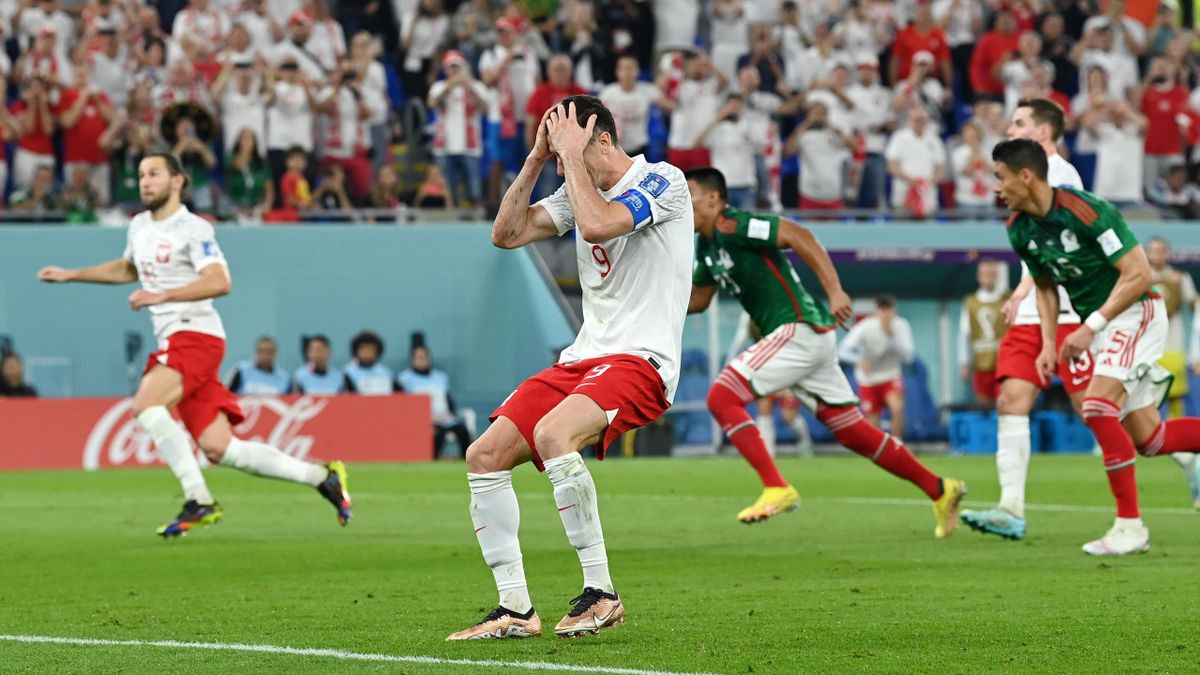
[544,453,614,594]
[219,437,327,486]
[468,471,532,613]
[996,414,1031,519]
[789,413,813,456]
[757,412,776,457]
[1173,452,1197,472]
[137,406,213,504]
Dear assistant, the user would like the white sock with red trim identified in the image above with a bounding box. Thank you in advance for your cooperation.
[137,406,213,504]
[996,415,1031,519]
[219,438,327,485]
[468,470,532,613]
[545,453,614,594]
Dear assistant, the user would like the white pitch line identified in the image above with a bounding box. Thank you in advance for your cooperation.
[0,634,715,675]
[822,496,1198,516]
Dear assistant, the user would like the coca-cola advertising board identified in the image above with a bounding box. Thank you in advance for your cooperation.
[0,394,433,471]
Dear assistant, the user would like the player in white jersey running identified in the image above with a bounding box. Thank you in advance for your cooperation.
[37,153,352,538]
[961,99,1091,540]
[447,97,692,641]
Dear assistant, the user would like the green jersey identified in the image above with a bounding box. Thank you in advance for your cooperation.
[693,207,837,335]
[1007,188,1152,318]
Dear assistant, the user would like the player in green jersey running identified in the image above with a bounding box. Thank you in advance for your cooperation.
[993,138,1200,555]
[685,167,966,537]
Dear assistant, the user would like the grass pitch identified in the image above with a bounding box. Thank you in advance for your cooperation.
[0,454,1197,673]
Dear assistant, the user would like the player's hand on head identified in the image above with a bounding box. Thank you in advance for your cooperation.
[37,266,71,282]
[531,106,556,163]
[546,101,596,158]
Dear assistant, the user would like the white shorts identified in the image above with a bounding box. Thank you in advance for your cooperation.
[1091,297,1172,417]
[729,322,859,410]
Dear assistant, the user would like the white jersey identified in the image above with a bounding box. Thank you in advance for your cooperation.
[536,156,693,402]
[599,82,660,153]
[1014,153,1084,326]
[837,315,916,386]
[123,206,227,342]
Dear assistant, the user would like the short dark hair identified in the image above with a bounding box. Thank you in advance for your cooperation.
[1015,98,1067,141]
[305,334,331,349]
[256,335,277,347]
[992,138,1048,181]
[141,152,189,189]
[684,167,728,201]
[876,294,897,310]
[351,330,384,357]
[286,146,308,161]
[558,94,619,147]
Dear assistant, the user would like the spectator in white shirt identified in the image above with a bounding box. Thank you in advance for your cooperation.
[836,0,890,64]
[666,49,728,172]
[214,58,268,157]
[152,58,216,112]
[710,0,749,81]
[266,58,319,185]
[1080,95,1146,204]
[306,0,346,73]
[891,50,946,132]
[694,94,757,208]
[400,0,450,102]
[1001,32,1048,115]
[270,11,328,84]
[599,55,666,157]
[1081,0,1146,73]
[838,294,916,439]
[785,100,851,209]
[171,0,227,61]
[652,0,700,53]
[349,32,391,174]
[950,120,995,215]
[1075,24,1137,102]
[735,65,784,208]
[15,0,74,60]
[233,0,284,56]
[428,50,489,209]
[479,16,539,205]
[86,23,131,109]
[884,105,946,218]
[845,56,894,209]
[316,59,373,201]
[933,0,983,100]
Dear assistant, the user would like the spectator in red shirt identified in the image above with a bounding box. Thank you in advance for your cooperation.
[890,2,951,86]
[969,9,1020,103]
[56,68,117,206]
[1140,57,1189,196]
[9,75,56,191]
[524,53,587,199]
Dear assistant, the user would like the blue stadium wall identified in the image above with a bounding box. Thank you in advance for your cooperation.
[3,222,1199,412]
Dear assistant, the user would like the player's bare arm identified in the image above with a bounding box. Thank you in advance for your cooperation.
[1032,272,1059,382]
[129,264,231,311]
[687,284,717,314]
[37,258,137,285]
[1059,246,1152,363]
[1004,272,1035,324]
[546,102,634,243]
[776,218,851,326]
[491,108,560,249]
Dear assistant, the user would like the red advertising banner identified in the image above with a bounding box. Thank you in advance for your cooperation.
[0,394,432,471]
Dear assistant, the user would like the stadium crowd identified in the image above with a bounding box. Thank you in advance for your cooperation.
[1,0,1199,221]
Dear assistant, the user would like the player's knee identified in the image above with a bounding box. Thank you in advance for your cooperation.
[466,438,509,473]
[996,385,1033,415]
[532,418,570,459]
[198,436,227,463]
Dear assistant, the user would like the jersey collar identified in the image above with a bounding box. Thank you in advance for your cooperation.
[599,154,646,201]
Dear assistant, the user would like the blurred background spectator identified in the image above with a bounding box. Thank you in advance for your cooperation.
[229,336,293,395]
[0,352,37,397]
[398,341,471,459]
[293,334,353,394]
[344,330,398,394]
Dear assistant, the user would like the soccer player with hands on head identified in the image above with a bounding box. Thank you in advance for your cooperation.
[449,97,693,640]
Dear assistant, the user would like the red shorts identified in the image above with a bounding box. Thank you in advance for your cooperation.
[666,148,712,173]
[996,323,1093,393]
[859,379,903,416]
[490,354,670,471]
[144,331,244,438]
[973,369,998,400]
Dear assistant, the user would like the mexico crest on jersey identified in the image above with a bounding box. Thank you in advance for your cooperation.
[1060,230,1080,252]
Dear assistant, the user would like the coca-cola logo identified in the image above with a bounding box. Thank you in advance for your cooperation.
[82,396,329,470]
